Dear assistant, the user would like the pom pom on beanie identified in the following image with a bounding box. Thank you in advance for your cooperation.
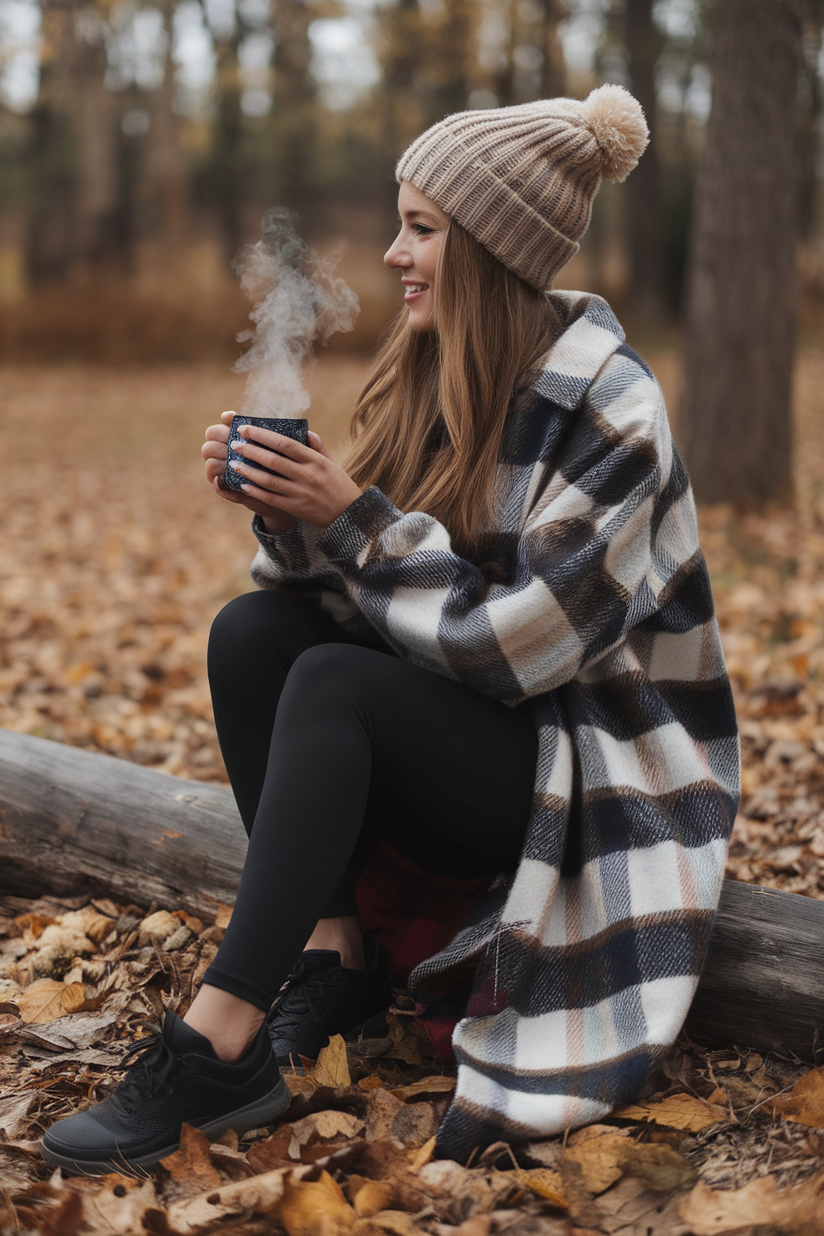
[582,83,650,182]
[396,84,649,290]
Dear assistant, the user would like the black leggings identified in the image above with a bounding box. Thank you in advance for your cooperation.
[202,591,538,1011]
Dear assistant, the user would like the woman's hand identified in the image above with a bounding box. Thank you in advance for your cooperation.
[227,420,362,529]
[202,412,296,535]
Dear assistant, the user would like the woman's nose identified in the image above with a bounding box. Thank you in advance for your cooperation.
[384,234,410,269]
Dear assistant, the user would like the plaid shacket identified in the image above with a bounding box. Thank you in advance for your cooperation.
[249,292,740,1160]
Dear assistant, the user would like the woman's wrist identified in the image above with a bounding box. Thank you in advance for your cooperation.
[261,512,297,536]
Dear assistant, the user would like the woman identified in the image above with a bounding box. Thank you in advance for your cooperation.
[41,84,739,1173]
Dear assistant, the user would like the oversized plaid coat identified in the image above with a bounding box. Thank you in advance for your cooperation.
[249,292,740,1160]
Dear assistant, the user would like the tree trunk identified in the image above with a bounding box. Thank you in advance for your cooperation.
[4,729,824,1062]
[679,0,801,505]
[624,0,668,320]
[537,0,566,99]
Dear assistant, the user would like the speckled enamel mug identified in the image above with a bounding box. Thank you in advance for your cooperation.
[224,416,310,492]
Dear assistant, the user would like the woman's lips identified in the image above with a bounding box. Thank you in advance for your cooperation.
[403,283,428,302]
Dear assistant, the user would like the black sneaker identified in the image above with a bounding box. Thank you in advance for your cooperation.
[41,1011,290,1176]
[267,939,392,1068]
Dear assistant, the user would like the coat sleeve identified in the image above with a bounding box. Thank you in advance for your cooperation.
[314,357,675,705]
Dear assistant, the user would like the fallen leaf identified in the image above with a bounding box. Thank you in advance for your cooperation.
[246,1124,295,1171]
[164,1165,291,1234]
[14,1009,121,1051]
[513,1166,567,1205]
[389,1075,456,1102]
[679,1171,824,1235]
[16,979,87,1024]
[138,909,181,946]
[408,1135,436,1171]
[214,904,233,930]
[311,1034,351,1088]
[77,1174,159,1234]
[772,1066,824,1128]
[288,1110,365,1161]
[614,1092,726,1132]
[596,1176,691,1236]
[350,1210,421,1236]
[615,1142,696,1193]
[160,1124,222,1193]
[0,1092,34,1138]
[564,1132,633,1194]
[350,1180,395,1217]
[275,1168,355,1235]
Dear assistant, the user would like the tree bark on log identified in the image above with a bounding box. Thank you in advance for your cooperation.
[0,728,245,920]
[2,729,823,1062]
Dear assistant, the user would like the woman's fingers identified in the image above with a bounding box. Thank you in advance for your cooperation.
[205,423,231,444]
[202,440,228,462]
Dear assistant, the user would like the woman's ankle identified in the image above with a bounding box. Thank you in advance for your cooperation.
[183,985,266,1062]
[304,915,365,970]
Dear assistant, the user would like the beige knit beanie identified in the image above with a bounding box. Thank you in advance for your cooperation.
[395,84,649,291]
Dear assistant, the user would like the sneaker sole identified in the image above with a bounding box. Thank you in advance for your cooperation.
[40,1075,291,1176]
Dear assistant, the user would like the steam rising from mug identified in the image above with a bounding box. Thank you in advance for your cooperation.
[233,208,360,418]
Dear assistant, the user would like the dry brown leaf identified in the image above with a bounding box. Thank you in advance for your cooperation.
[160,1123,222,1193]
[16,979,87,1024]
[389,1076,456,1102]
[288,1110,365,1161]
[311,1034,351,1088]
[614,1142,696,1193]
[679,1171,824,1235]
[564,1132,633,1195]
[59,906,117,945]
[247,1124,295,1172]
[164,1165,292,1234]
[772,1066,824,1128]
[351,1210,421,1236]
[351,1180,395,1218]
[564,1131,694,1197]
[614,1091,726,1132]
[595,1176,691,1236]
[138,909,181,946]
[513,1167,567,1205]
[76,1174,159,1234]
[275,1168,355,1235]
[0,1092,34,1139]
[214,904,233,930]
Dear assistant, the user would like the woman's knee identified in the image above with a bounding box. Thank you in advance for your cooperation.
[286,643,385,709]
[208,591,306,667]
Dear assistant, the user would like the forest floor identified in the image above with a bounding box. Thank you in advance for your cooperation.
[1,348,824,1235]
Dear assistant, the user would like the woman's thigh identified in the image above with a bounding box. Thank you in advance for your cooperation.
[283,642,538,870]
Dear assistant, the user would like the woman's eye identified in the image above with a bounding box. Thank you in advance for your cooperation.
[413,224,434,235]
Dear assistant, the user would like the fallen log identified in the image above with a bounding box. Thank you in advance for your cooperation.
[1,729,823,1062]
[0,728,244,920]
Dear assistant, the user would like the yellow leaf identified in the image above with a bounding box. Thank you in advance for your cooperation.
[408,1135,436,1171]
[275,1169,354,1236]
[772,1066,824,1128]
[16,979,87,1024]
[311,1034,351,1088]
[563,1132,628,1194]
[514,1167,567,1205]
[613,1091,727,1132]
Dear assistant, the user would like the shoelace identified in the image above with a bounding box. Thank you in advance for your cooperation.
[267,960,328,1034]
[110,1026,179,1115]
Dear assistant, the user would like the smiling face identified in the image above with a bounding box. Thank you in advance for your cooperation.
[384,180,451,332]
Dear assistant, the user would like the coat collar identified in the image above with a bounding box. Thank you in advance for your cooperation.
[535,292,626,410]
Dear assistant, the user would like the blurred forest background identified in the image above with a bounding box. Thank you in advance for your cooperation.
[0,0,821,358]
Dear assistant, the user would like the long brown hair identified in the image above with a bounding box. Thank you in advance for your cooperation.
[345,220,560,559]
